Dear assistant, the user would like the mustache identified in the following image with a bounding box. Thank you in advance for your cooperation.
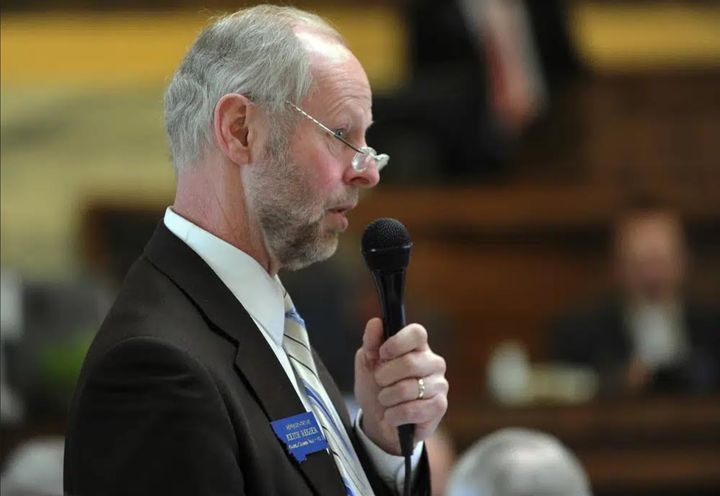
[325,189,359,210]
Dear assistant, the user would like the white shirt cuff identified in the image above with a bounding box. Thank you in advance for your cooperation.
[353,409,423,495]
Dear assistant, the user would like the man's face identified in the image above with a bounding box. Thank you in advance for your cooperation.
[246,37,378,271]
[615,212,687,303]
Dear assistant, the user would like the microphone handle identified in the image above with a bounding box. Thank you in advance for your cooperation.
[371,270,406,340]
[370,269,416,458]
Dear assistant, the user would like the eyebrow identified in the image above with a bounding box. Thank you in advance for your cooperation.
[322,98,374,129]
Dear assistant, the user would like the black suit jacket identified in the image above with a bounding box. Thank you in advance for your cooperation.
[551,299,720,395]
[64,223,429,496]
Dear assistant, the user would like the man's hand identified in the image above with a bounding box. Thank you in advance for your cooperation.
[354,318,448,455]
[625,357,652,393]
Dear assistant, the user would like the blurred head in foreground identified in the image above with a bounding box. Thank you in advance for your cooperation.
[446,428,591,496]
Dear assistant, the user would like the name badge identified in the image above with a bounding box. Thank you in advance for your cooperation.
[271,411,328,463]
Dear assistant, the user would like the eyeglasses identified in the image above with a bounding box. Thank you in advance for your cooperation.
[286,101,389,173]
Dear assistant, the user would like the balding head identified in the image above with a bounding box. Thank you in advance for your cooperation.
[164,5,346,172]
[447,428,591,496]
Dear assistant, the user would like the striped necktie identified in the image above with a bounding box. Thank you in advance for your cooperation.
[283,293,375,496]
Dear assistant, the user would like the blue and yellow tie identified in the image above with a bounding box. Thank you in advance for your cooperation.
[283,293,374,496]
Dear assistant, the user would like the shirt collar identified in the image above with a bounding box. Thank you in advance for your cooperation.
[163,207,286,346]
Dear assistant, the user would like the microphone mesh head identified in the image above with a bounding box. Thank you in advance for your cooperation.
[362,218,411,251]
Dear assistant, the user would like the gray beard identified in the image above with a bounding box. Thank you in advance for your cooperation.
[245,143,341,272]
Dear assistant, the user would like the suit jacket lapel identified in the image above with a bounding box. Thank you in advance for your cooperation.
[143,222,346,496]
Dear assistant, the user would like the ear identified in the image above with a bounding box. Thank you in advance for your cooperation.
[213,93,263,166]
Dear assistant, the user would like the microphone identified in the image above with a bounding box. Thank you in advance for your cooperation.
[361,218,415,459]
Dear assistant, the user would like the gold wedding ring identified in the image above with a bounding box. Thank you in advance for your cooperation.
[417,377,426,400]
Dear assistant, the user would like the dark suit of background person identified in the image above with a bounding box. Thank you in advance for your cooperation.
[551,300,720,395]
[368,0,581,182]
[551,206,720,396]
[64,6,448,496]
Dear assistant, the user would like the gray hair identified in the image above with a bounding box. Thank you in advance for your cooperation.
[446,428,592,496]
[164,5,345,171]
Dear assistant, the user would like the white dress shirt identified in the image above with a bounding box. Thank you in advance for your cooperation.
[163,207,421,493]
[626,301,689,370]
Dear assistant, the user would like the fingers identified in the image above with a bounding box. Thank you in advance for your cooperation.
[377,373,449,407]
[383,394,448,429]
[374,351,446,387]
[379,323,429,361]
[361,317,384,356]
[357,320,449,447]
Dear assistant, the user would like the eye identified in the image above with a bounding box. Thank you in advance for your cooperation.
[333,128,347,139]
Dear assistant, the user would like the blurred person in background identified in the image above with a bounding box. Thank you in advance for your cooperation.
[551,202,720,396]
[368,0,581,181]
[63,5,449,496]
[446,427,591,496]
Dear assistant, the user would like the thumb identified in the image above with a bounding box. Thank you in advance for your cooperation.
[361,317,384,357]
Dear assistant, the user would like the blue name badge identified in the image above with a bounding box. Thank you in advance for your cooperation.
[271,411,328,463]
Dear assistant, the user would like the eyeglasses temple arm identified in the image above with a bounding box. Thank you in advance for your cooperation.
[287,101,365,154]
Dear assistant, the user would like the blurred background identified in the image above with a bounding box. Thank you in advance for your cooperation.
[1,0,719,495]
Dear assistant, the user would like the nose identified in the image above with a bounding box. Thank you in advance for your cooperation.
[344,159,380,189]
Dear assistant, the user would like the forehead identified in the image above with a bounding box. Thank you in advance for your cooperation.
[621,214,680,243]
[617,213,685,260]
[295,29,372,118]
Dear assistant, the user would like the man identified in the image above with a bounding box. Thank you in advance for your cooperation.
[446,428,592,496]
[64,6,448,496]
[551,203,720,395]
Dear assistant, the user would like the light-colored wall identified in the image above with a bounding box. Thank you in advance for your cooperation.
[1,84,174,278]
